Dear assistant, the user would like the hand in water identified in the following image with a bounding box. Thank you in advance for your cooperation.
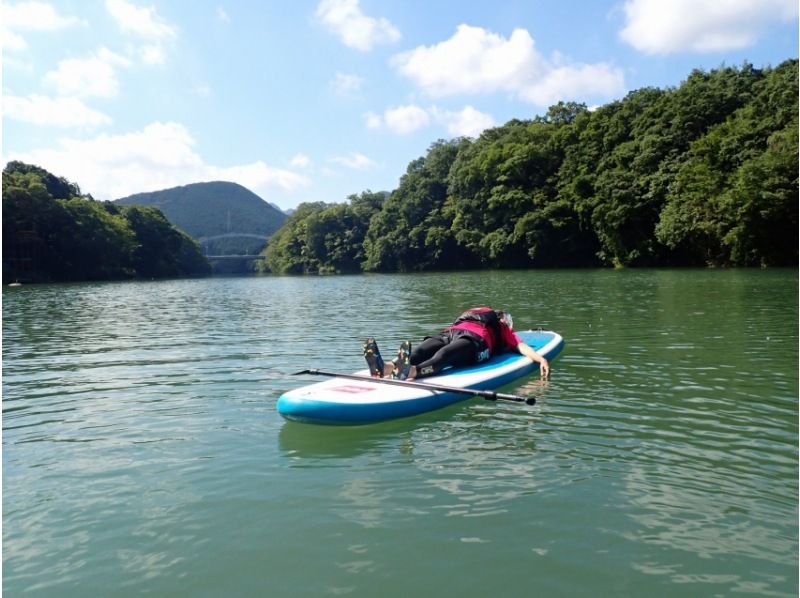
[540,358,550,380]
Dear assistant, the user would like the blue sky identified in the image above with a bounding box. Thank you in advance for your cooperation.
[3,0,797,210]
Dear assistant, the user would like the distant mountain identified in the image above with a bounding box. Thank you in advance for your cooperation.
[115,181,288,255]
[267,201,288,214]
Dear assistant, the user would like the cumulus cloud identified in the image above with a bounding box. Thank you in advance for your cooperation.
[315,0,400,51]
[106,0,176,39]
[392,26,534,97]
[4,94,112,127]
[43,48,131,98]
[140,43,166,65]
[2,1,84,51]
[364,111,383,130]
[105,0,176,65]
[431,106,496,137]
[8,122,310,200]
[383,105,431,134]
[619,0,799,54]
[391,24,625,107]
[518,62,626,106]
[330,152,378,170]
[367,104,496,138]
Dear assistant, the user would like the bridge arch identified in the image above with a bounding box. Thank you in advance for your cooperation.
[198,233,269,243]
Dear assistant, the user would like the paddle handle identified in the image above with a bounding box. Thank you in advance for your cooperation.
[488,391,537,405]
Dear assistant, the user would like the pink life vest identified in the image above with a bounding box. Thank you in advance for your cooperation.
[449,307,520,355]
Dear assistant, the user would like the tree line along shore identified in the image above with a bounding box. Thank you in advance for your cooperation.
[263,60,797,274]
[3,60,797,283]
[3,162,210,283]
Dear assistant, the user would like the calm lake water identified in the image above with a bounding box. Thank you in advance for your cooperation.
[3,270,798,597]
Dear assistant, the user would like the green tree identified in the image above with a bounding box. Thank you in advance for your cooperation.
[656,60,798,265]
[364,140,466,271]
[2,162,211,282]
[446,120,566,267]
[122,205,211,277]
[56,199,137,280]
[3,170,72,281]
[257,60,798,272]
[260,195,383,274]
[4,160,81,199]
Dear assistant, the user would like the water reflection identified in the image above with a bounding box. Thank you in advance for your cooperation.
[278,420,413,460]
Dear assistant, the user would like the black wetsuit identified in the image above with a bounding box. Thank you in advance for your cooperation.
[410,330,485,377]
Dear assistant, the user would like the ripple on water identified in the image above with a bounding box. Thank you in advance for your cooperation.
[3,272,798,596]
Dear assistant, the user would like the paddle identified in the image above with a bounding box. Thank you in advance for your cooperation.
[292,368,536,405]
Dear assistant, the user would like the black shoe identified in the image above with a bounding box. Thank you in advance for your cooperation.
[363,338,385,378]
[393,341,412,380]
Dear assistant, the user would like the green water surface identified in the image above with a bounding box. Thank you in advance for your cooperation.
[3,269,798,596]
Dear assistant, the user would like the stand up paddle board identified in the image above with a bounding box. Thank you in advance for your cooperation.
[277,330,564,425]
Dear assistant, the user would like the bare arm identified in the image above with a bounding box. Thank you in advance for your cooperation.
[516,342,550,379]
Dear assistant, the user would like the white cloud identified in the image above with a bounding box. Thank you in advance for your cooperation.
[216,162,309,196]
[384,105,430,134]
[367,104,496,138]
[105,0,176,39]
[2,1,84,51]
[330,152,378,170]
[391,24,625,106]
[216,6,230,23]
[364,111,382,130]
[105,0,175,65]
[43,48,131,98]
[9,122,310,200]
[431,106,496,138]
[140,43,166,65]
[315,0,400,51]
[620,0,798,54]
[517,63,626,106]
[3,30,28,52]
[3,1,82,29]
[4,94,112,127]
[331,72,364,97]
[290,153,312,168]
[393,26,535,97]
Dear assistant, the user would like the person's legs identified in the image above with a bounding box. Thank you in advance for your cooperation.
[414,335,477,377]
[381,335,446,379]
[409,335,448,366]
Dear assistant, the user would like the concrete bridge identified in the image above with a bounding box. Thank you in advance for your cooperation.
[198,233,269,243]
[205,254,265,260]
[199,232,269,264]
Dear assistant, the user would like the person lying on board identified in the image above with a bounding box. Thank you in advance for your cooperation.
[363,307,550,381]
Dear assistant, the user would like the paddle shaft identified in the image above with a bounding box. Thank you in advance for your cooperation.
[294,368,536,405]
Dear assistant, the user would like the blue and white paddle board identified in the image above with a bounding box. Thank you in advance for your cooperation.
[277,330,564,425]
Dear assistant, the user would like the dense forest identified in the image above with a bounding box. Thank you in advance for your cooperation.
[3,162,211,283]
[262,60,798,274]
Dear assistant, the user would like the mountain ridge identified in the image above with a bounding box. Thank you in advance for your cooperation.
[115,181,288,255]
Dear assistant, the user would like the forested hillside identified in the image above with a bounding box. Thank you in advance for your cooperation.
[2,162,210,283]
[116,181,288,256]
[262,60,798,274]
